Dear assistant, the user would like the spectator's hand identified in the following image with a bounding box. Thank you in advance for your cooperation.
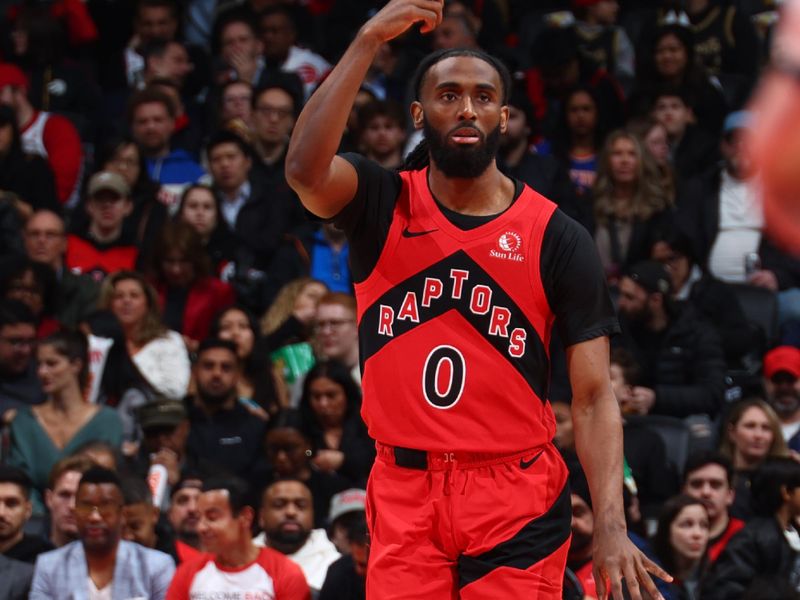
[628,387,656,415]
[360,0,444,42]
[151,448,181,486]
[593,523,671,600]
[312,449,345,472]
[292,304,317,325]
[747,269,779,291]
[229,50,258,84]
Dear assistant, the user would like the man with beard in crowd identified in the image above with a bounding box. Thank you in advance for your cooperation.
[166,477,203,563]
[285,1,667,597]
[255,479,340,595]
[30,467,174,599]
[615,260,726,419]
[0,466,52,563]
[762,346,800,449]
[186,339,268,479]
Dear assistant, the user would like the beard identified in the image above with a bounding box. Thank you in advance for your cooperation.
[267,523,310,553]
[197,383,233,406]
[424,117,501,179]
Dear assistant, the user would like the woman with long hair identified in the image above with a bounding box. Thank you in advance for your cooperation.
[210,305,282,419]
[298,359,374,486]
[261,277,327,346]
[652,495,710,600]
[7,330,123,513]
[551,85,607,199]
[148,220,235,350]
[720,398,790,520]
[98,271,190,401]
[592,129,673,283]
[175,184,238,273]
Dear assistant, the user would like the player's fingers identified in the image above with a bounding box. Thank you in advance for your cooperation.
[642,554,672,583]
[622,560,642,600]
[594,565,608,600]
[414,7,440,34]
[635,557,665,600]
[605,563,624,600]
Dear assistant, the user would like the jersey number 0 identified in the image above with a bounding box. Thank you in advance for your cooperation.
[422,345,466,409]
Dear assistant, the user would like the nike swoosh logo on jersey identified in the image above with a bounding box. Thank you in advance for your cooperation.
[519,451,544,470]
[401,226,438,238]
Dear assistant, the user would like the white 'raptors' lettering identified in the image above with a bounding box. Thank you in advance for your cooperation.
[397,292,420,322]
[378,305,394,336]
[509,328,527,357]
[488,306,511,337]
[469,285,492,315]
[450,269,469,299]
[422,278,443,307]
[374,269,530,357]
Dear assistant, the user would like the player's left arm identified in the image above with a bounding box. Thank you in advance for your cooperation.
[568,336,671,600]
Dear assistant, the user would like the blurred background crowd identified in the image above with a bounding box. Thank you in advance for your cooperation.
[0,0,799,598]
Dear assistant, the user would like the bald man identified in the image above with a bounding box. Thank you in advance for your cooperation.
[23,210,98,326]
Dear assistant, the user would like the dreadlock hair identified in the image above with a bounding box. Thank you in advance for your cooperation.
[401,48,512,172]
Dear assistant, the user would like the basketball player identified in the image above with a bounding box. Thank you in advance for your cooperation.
[285,1,669,598]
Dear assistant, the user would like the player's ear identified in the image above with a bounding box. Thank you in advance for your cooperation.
[499,105,509,134]
[410,102,424,130]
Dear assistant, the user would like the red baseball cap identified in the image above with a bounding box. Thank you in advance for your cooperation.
[0,63,28,90]
[764,346,800,379]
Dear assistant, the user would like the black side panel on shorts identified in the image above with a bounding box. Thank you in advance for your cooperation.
[456,484,572,588]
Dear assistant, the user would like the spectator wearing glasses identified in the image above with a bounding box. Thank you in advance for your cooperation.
[0,255,59,338]
[0,299,43,415]
[23,210,99,328]
[312,293,359,382]
[30,467,175,600]
[7,331,123,516]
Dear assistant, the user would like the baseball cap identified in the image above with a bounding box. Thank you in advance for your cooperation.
[626,261,672,295]
[87,171,130,198]
[0,63,28,90]
[329,488,367,523]
[137,399,187,430]
[723,110,753,135]
[764,346,800,379]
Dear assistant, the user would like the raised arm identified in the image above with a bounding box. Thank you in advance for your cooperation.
[285,0,443,218]
[568,336,671,600]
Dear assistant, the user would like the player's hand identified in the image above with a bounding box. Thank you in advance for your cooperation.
[592,523,672,600]
[360,0,444,43]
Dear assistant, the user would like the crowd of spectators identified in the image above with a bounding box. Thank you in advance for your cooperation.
[0,0,799,598]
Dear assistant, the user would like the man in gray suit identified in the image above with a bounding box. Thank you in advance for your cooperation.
[0,554,33,599]
[30,467,175,600]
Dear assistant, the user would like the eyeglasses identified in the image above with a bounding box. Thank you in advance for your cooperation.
[24,230,63,240]
[75,500,121,519]
[314,319,355,332]
[0,336,36,349]
[254,105,293,119]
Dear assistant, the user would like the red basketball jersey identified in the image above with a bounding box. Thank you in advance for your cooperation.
[354,167,559,452]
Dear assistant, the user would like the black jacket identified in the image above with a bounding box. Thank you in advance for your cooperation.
[702,517,799,600]
[676,168,800,290]
[617,304,726,418]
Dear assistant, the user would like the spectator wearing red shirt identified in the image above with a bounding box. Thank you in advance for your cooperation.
[65,172,138,282]
[167,476,310,600]
[148,221,235,351]
[0,64,84,208]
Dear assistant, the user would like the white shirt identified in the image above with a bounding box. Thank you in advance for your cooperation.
[87,578,112,600]
[708,171,763,282]
[131,330,191,400]
[253,528,340,591]
[220,181,251,230]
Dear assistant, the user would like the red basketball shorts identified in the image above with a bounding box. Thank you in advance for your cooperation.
[365,441,571,599]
